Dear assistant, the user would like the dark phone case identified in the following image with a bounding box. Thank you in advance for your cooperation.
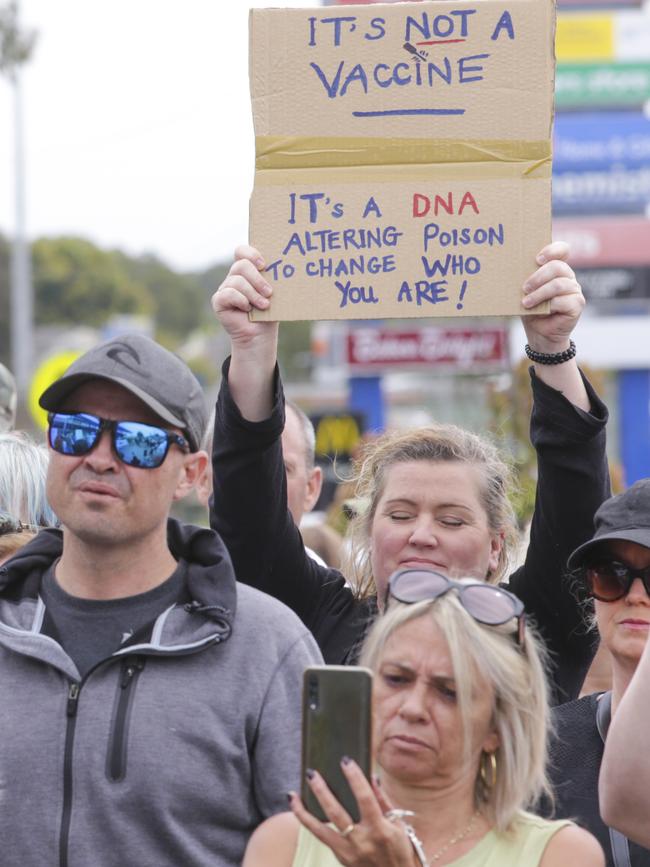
[301,665,372,823]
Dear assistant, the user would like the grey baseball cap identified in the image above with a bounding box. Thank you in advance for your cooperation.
[0,362,17,433]
[39,334,207,451]
[568,479,650,568]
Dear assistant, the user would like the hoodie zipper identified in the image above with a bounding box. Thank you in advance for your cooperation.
[56,639,218,866]
[107,655,146,782]
[58,657,146,866]
[59,682,80,867]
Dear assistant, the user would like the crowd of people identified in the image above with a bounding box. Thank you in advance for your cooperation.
[0,240,648,866]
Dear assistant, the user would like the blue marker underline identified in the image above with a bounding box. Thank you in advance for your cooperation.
[353,108,466,117]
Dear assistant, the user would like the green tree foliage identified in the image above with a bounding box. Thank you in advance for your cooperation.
[195,262,230,298]
[487,358,608,527]
[277,321,313,379]
[118,252,214,343]
[28,236,230,344]
[3,232,313,379]
[197,261,313,378]
[32,237,155,327]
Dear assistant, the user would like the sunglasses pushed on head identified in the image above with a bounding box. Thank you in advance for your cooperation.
[386,568,526,647]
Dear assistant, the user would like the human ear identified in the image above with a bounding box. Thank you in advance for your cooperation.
[487,531,505,577]
[195,458,213,507]
[481,721,500,756]
[303,465,323,513]
[173,450,209,501]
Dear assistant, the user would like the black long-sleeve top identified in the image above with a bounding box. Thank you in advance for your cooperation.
[211,358,610,705]
[547,693,650,866]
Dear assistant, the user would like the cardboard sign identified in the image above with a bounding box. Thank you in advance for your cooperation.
[249,1,555,321]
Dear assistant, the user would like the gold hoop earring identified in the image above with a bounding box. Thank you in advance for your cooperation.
[480,751,498,790]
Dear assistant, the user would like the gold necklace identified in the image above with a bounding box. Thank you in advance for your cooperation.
[428,810,480,863]
[404,810,481,866]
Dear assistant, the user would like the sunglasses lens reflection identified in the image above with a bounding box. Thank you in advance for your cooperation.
[586,562,631,600]
[393,570,448,602]
[48,413,173,469]
[462,584,517,624]
[388,569,523,645]
[49,413,100,456]
[115,422,169,468]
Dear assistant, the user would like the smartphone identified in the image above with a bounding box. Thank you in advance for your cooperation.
[301,665,372,823]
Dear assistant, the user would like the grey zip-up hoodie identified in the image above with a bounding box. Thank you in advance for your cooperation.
[0,519,322,867]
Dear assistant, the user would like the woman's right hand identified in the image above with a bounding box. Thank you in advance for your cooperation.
[289,761,420,867]
[211,244,278,349]
[210,244,279,419]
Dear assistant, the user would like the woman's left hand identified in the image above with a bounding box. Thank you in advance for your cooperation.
[520,241,585,353]
[289,760,418,866]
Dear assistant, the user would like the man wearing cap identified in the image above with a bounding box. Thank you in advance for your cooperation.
[544,480,650,867]
[0,334,322,867]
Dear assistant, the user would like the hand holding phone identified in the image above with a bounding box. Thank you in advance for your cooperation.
[301,665,372,823]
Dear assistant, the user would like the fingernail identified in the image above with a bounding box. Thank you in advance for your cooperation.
[258,298,270,308]
[287,791,294,804]
[522,282,531,292]
[256,259,265,270]
[306,768,315,780]
[341,755,351,766]
[522,297,533,308]
[261,283,272,296]
[537,254,545,264]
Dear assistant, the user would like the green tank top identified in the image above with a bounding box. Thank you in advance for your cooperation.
[292,812,573,867]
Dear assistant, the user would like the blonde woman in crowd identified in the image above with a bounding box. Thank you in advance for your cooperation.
[211,241,609,705]
[244,570,603,867]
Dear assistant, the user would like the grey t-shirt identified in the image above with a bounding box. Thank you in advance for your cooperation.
[41,564,185,678]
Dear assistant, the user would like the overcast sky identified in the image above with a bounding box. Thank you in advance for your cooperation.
[0,0,316,272]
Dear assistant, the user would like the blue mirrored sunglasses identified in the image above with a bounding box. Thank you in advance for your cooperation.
[47,412,189,469]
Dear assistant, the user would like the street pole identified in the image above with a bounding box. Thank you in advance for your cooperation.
[9,43,33,396]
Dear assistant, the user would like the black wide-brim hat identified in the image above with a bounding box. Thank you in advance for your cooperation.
[567,478,650,569]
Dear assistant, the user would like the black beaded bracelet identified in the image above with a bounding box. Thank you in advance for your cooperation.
[524,340,576,365]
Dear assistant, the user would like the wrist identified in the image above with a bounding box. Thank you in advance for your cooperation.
[524,335,571,354]
[525,340,576,366]
[230,328,278,365]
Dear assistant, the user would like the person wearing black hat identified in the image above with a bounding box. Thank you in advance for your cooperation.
[545,480,650,867]
[600,553,650,848]
[0,334,322,867]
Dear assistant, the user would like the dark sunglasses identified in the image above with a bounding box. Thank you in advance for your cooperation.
[386,569,526,646]
[583,559,650,602]
[48,412,190,470]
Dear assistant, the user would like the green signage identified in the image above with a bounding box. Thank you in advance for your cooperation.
[556,63,650,107]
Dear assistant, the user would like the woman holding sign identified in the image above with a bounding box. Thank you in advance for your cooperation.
[210,241,609,705]
[243,573,603,867]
